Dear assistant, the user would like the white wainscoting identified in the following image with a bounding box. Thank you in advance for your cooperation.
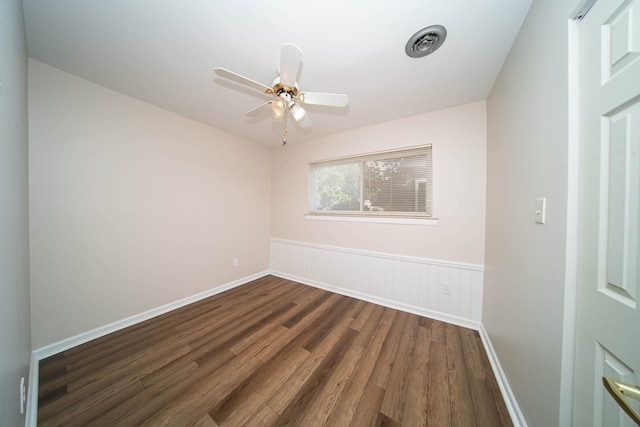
[270,238,484,329]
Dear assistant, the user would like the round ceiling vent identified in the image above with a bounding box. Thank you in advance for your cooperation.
[405,25,447,58]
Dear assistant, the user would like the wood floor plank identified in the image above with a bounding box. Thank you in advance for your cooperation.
[242,404,279,427]
[446,323,477,427]
[210,346,309,426]
[349,300,376,331]
[111,294,311,425]
[324,306,394,427]
[126,285,339,425]
[230,288,332,356]
[185,283,302,348]
[460,327,486,380]
[93,350,238,426]
[370,310,406,389]
[473,331,515,427]
[66,342,193,393]
[296,340,364,426]
[299,297,363,353]
[138,354,263,426]
[253,293,342,363]
[427,341,451,427]
[379,312,419,423]
[38,279,293,398]
[282,289,332,329]
[402,325,431,426]
[38,344,194,421]
[53,379,145,427]
[275,328,359,424]
[430,317,446,343]
[376,411,401,427]
[349,384,386,426]
[38,377,144,427]
[193,413,219,427]
[459,327,504,427]
[37,276,514,427]
[60,276,279,366]
[266,314,356,414]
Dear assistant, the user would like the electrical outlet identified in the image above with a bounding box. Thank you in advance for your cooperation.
[442,282,452,295]
[20,376,26,414]
[233,257,239,267]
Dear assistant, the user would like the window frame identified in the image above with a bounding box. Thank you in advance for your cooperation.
[306,145,436,225]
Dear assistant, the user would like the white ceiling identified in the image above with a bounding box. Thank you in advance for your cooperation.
[22,0,532,148]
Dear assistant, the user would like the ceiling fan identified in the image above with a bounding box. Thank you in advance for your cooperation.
[214,43,349,145]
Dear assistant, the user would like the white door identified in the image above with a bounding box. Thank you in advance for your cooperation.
[574,0,640,425]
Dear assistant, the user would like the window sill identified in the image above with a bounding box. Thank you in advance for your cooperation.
[304,213,439,226]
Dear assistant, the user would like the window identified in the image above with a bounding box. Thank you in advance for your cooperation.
[308,145,432,219]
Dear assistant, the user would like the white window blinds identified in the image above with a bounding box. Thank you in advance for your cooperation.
[309,145,432,217]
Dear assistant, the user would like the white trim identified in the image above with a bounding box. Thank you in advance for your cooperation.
[304,214,439,226]
[25,352,39,427]
[479,325,528,427]
[558,16,581,427]
[309,144,432,165]
[270,269,481,331]
[570,0,597,20]
[270,237,484,272]
[32,270,269,360]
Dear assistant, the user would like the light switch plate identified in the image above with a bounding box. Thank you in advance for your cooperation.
[535,197,546,224]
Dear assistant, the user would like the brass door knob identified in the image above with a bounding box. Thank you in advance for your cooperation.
[603,376,640,425]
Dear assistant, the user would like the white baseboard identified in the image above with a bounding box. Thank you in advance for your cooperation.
[25,270,270,427]
[478,324,528,427]
[32,270,269,360]
[270,269,481,331]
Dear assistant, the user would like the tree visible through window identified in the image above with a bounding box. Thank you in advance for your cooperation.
[310,146,432,216]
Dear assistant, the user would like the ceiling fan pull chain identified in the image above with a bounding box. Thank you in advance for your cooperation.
[282,105,288,145]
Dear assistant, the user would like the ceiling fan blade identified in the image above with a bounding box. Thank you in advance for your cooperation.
[214,68,272,94]
[245,102,272,117]
[247,99,288,122]
[279,43,302,87]
[298,92,349,107]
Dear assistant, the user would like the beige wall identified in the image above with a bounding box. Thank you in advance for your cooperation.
[28,61,272,348]
[485,0,576,425]
[271,101,487,265]
[0,0,32,425]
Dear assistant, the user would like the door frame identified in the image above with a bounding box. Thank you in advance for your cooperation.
[561,0,598,425]
[560,16,579,426]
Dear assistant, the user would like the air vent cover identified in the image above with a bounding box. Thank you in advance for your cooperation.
[405,25,447,58]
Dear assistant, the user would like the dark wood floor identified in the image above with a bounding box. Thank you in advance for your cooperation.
[38,275,513,426]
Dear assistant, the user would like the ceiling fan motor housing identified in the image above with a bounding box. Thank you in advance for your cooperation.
[272,81,299,98]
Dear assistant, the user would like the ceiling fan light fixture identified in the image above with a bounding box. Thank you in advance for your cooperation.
[289,101,306,122]
[271,99,285,118]
[405,25,447,58]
